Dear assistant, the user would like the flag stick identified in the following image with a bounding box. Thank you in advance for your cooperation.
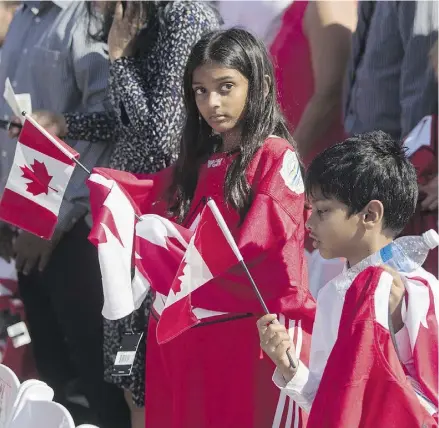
[22,112,91,175]
[206,198,297,370]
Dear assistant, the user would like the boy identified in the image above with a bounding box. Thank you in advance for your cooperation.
[258,131,438,427]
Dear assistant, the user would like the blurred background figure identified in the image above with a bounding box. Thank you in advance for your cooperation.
[0,1,130,427]
[268,0,357,297]
[215,0,292,46]
[400,39,438,277]
[345,0,438,277]
[344,0,438,140]
[271,0,357,167]
[0,1,20,62]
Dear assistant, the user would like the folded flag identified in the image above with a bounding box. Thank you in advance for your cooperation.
[0,117,79,239]
[156,199,241,344]
[307,266,439,427]
[87,167,177,320]
[133,214,192,300]
[88,171,136,320]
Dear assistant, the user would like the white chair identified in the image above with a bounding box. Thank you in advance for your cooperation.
[7,380,54,426]
[9,399,75,428]
[0,364,20,428]
[77,425,100,428]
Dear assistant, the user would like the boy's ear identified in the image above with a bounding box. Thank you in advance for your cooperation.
[361,200,384,230]
[263,75,271,98]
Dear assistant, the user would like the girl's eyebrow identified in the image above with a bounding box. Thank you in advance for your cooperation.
[192,76,235,85]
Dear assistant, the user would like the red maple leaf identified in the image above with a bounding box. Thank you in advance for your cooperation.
[20,160,58,196]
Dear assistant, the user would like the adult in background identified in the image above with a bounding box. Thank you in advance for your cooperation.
[28,2,220,426]
[0,1,130,427]
[215,0,292,47]
[269,1,357,297]
[399,39,438,276]
[344,0,438,276]
[344,0,438,140]
[271,0,357,167]
[0,1,19,62]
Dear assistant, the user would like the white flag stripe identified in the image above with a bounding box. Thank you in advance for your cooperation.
[285,397,294,428]
[131,266,151,311]
[285,319,296,428]
[24,114,77,161]
[403,276,433,352]
[88,173,114,189]
[4,78,25,124]
[136,214,189,250]
[164,235,213,308]
[99,183,136,320]
[273,313,288,428]
[206,199,243,262]
[5,142,74,215]
[404,115,432,157]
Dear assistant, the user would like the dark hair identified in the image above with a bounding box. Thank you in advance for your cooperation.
[86,1,171,57]
[169,28,295,223]
[305,131,418,236]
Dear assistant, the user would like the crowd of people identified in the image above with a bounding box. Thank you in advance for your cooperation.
[0,1,437,428]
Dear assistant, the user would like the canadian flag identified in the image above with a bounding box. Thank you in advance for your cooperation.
[0,117,79,239]
[156,200,241,344]
[307,266,439,427]
[133,214,192,299]
[87,167,184,320]
[88,171,137,320]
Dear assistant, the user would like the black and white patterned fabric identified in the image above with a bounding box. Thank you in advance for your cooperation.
[65,1,220,407]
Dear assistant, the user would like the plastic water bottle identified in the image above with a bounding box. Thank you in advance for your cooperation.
[369,229,439,273]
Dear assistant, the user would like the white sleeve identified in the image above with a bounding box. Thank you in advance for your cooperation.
[271,279,347,413]
[272,361,318,414]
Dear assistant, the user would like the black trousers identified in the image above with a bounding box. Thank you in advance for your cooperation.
[18,219,130,428]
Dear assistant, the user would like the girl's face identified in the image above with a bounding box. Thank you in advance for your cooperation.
[192,63,249,137]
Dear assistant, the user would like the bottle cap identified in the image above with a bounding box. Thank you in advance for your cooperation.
[422,229,439,250]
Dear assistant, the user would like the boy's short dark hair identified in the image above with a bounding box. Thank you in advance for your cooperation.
[305,131,418,236]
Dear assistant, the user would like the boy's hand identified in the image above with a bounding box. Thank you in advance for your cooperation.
[381,265,405,333]
[257,314,298,382]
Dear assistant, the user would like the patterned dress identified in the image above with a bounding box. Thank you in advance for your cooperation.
[64,1,220,407]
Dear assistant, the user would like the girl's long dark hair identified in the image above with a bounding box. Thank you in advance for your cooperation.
[169,28,296,223]
[86,1,171,57]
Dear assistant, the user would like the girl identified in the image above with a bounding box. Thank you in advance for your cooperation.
[144,29,316,428]
[18,2,219,426]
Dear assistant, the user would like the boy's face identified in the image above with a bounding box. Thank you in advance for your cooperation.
[306,189,363,261]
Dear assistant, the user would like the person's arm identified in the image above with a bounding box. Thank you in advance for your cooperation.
[21,109,117,144]
[64,110,117,143]
[109,3,218,164]
[57,7,111,233]
[293,1,356,160]
[13,7,111,274]
[257,314,316,414]
[397,1,439,138]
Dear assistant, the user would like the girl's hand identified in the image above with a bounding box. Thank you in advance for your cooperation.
[257,314,298,382]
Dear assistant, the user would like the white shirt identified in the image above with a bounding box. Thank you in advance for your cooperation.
[272,263,437,414]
